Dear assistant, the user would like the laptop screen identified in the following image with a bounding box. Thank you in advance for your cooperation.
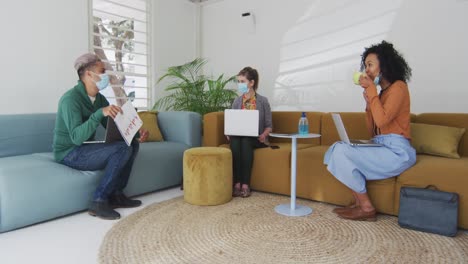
[331,113,351,144]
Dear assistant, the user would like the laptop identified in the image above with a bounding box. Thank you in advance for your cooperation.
[224,109,259,137]
[331,113,382,147]
[83,117,124,144]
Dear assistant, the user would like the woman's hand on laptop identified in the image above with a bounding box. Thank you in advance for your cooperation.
[138,128,149,143]
[102,105,122,119]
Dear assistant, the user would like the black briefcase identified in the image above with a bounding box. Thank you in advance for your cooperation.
[398,186,459,237]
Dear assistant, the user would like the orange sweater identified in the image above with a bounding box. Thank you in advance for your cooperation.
[365,80,411,139]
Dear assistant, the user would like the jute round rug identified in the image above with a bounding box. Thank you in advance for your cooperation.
[99,192,468,264]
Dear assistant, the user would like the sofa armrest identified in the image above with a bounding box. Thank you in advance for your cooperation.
[157,111,202,147]
[203,112,228,147]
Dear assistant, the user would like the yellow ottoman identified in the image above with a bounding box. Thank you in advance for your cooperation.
[183,147,232,205]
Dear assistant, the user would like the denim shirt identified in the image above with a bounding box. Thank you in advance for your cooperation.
[231,93,273,135]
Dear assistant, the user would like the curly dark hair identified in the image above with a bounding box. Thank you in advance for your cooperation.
[361,40,412,83]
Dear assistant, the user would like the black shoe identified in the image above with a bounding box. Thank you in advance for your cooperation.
[109,193,142,208]
[88,201,121,220]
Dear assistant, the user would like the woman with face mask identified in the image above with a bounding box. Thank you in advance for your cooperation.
[229,67,272,198]
[324,41,416,221]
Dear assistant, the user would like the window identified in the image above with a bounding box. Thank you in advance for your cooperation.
[90,0,151,109]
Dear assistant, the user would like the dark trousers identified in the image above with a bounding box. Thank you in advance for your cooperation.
[61,140,139,202]
[230,136,266,185]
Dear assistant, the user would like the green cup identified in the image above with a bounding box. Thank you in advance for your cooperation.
[353,72,362,85]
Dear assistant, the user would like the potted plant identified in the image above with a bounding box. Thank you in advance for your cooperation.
[152,58,237,115]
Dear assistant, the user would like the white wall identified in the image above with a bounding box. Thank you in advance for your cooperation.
[200,0,468,113]
[0,0,89,114]
[0,0,197,114]
[4,0,465,114]
[152,0,198,107]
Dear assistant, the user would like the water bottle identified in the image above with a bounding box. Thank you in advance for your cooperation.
[298,112,309,135]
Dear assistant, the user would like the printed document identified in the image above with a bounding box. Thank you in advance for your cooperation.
[114,101,143,146]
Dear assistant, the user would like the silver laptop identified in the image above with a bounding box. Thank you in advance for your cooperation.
[224,109,259,137]
[331,113,382,147]
[83,117,124,144]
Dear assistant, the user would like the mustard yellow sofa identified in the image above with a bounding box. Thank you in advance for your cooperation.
[203,111,468,229]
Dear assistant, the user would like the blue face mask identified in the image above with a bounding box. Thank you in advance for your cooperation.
[237,83,249,94]
[374,73,381,86]
[93,72,110,91]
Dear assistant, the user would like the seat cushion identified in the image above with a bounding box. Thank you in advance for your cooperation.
[0,153,102,232]
[124,141,190,196]
[220,143,316,195]
[395,155,468,228]
[297,146,396,215]
[251,143,316,195]
[0,141,191,233]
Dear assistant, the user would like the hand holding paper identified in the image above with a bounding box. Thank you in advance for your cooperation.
[138,128,149,143]
[113,101,143,146]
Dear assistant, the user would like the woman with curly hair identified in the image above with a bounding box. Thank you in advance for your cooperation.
[324,40,416,221]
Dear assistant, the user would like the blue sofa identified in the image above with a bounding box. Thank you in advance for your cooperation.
[0,111,201,233]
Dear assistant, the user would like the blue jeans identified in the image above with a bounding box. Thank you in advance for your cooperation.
[61,140,139,202]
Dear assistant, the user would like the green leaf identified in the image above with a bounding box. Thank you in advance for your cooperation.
[153,58,237,115]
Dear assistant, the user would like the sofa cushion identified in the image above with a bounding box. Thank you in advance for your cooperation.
[0,114,56,158]
[252,143,317,195]
[0,153,102,232]
[269,112,322,145]
[410,123,465,158]
[395,155,468,228]
[158,111,202,147]
[415,113,468,157]
[220,142,316,195]
[138,111,164,142]
[297,146,397,215]
[124,141,189,196]
[321,112,371,145]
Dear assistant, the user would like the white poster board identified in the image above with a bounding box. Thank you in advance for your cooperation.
[114,101,143,146]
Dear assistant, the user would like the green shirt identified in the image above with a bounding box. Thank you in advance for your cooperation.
[53,80,109,161]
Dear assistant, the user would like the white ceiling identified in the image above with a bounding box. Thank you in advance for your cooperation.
[188,0,212,3]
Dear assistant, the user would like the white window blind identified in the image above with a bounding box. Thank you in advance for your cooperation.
[90,0,151,109]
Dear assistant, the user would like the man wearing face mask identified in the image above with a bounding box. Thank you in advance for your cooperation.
[53,53,148,220]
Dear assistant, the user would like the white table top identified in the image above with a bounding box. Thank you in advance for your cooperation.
[269,133,321,139]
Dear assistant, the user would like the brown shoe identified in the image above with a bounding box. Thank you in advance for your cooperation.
[337,207,377,221]
[233,186,242,197]
[332,203,358,214]
[241,186,251,198]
